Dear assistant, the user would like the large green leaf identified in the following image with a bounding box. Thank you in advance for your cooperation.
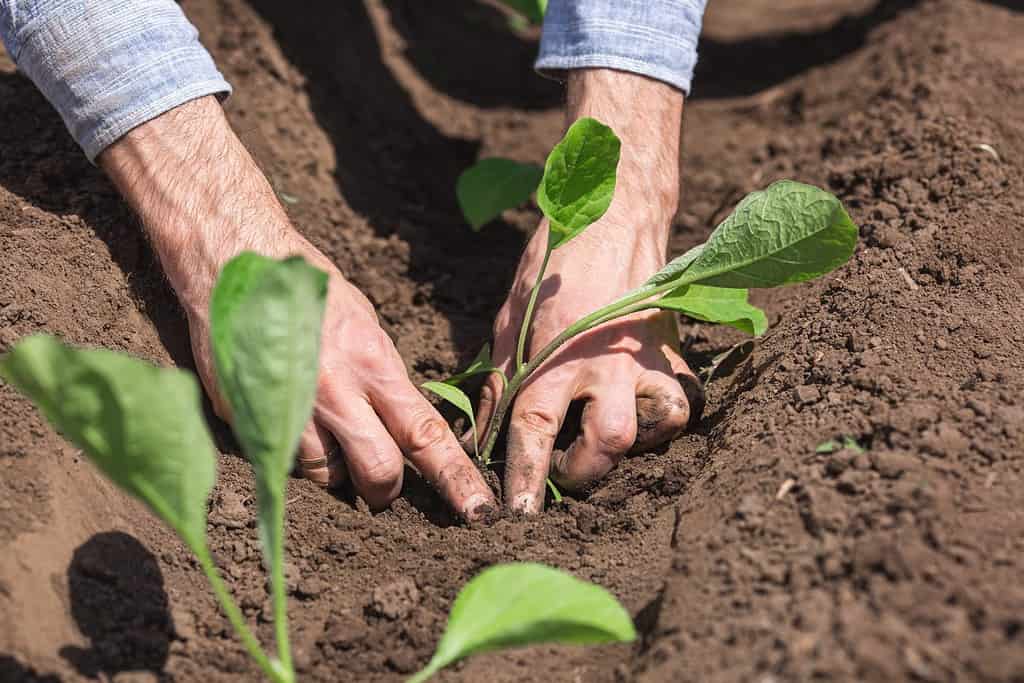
[647,181,858,289]
[0,335,216,550]
[409,562,636,682]
[456,159,544,230]
[644,244,704,288]
[497,0,547,23]
[209,253,327,582]
[654,285,768,336]
[422,381,478,457]
[537,118,621,249]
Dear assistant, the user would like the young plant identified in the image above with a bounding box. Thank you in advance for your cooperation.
[456,158,544,230]
[0,253,328,683]
[430,117,859,468]
[408,562,635,682]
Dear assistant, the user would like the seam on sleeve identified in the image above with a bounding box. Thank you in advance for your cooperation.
[535,54,695,94]
[83,77,231,162]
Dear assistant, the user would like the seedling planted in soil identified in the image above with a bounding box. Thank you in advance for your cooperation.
[409,562,635,682]
[1,253,638,681]
[0,254,328,683]
[436,117,860,468]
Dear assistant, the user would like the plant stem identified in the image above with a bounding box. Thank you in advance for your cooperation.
[268,497,293,680]
[515,242,553,373]
[195,545,288,683]
[479,281,678,464]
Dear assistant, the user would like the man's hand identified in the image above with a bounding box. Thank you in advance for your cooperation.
[480,70,701,513]
[100,96,495,521]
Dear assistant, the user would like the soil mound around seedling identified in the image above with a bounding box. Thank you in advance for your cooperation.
[2,0,1023,681]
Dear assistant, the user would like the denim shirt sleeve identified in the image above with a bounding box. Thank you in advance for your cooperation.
[536,0,708,94]
[0,0,231,162]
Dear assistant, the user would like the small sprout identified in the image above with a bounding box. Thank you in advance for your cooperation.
[546,478,563,503]
[408,562,635,682]
[422,381,479,457]
[815,436,866,454]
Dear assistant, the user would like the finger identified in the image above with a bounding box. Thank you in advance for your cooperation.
[462,370,503,455]
[633,370,691,454]
[551,382,637,491]
[369,380,497,522]
[505,377,574,513]
[316,395,405,510]
[297,422,346,488]
[654,313,706,430]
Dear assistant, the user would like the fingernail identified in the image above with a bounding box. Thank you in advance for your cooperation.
[462,493,495,522]
[510,492,540,514]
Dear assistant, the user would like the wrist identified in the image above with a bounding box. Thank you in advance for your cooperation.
[566,68,683,218]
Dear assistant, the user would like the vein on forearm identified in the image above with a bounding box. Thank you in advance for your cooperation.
[99,96,295,309]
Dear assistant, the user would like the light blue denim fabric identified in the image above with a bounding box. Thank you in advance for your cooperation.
[0,0,230,161]
[0,1,705,162]
[537,0,708,94]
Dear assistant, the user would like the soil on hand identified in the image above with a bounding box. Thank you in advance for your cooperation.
[2,1,1023,681]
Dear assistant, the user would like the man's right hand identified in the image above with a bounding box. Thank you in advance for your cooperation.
[100,96,495,521]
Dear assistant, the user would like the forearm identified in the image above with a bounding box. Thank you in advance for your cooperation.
[564,69,683,257]
[99,96,325,315]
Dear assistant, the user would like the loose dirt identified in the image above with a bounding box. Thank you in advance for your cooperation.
[2,1,1022,681]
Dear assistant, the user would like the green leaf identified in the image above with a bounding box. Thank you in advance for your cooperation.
[0,335,216,550]
[410,563,635,682]
[648,180,858,289]
[537,117,621,249]
[816,436,865,454]
[456,159,543,230]
[655,285,768,336]
[209,252,327,618]
[444,343,505,389]
[423,381,478,458]
[644,244,704,288]
[496,0,547,23]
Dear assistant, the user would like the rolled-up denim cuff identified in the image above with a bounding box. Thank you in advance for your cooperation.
[4,0,231,162]
[536,0,707,94]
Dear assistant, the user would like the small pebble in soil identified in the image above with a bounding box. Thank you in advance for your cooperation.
[370,577,420,620]
[870,451,919,478]
[795,385,821,405]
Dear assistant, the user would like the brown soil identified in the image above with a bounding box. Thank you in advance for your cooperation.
[2,0,1023,681]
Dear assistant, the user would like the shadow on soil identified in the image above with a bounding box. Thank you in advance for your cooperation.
[693,0,921,99]
[58,532,172,679]
[382,0,561,110]
[0,656,61,683]
[245,0,532,354]
[0,73,198,377]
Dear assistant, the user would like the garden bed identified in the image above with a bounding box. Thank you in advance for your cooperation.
[2,0,1023,681]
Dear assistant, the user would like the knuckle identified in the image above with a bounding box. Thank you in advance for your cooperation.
[660,394,691,432]
[493,306,514,339]
[357,452,403,489]
[404,409,450,454]
[352,325,398,367]
[595,415,637,454]
[515,407,560,439]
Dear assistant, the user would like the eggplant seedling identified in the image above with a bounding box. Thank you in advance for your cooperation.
[0,254,328,683]
[409,562,635,682]
[434,117,859,467]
